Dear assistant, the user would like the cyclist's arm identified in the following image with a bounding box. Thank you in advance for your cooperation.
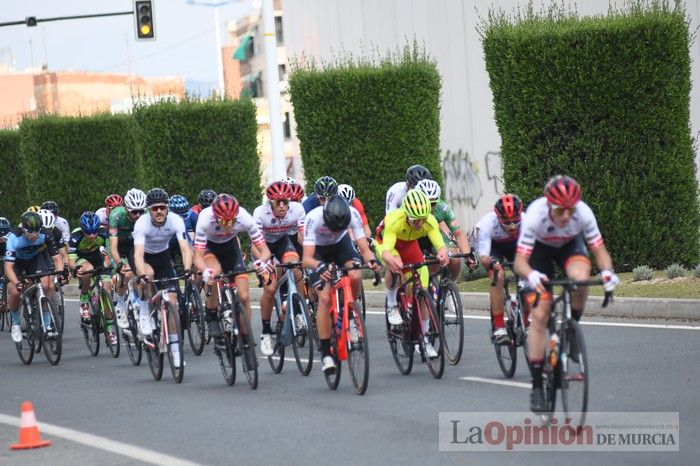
[302,244,320,270]
[356,237,376,265]
[178,238,192,271]
[3,252,18,286]
[590,242,613,271]
[193,246,207,272]
[133,243,146,277]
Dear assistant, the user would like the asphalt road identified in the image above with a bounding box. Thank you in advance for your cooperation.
[0,300,697,465]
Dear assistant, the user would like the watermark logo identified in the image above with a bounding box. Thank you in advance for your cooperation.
[439,412,679,451]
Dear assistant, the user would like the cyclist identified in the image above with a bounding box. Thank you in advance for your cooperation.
[5,212,66,343]
[37,209,69,273]
[96,194,124,228]
[41,201,71,246]
[0,217,11,310]
[385,164,432,213]
[110,188,147,330]
[69,211,116,344]
[474,194,525,344]
[303,195,380,373]
[193,193,271,342]
[513,175,619,413]
[285,178,306,203]
[189,189,217,230]
[337,183,373,240]
[415,179,477,279]
[133,188,192,359]
[253,181,306,356]
[375,189,448,357]
[169,194,196,239]
[302,176,337,214]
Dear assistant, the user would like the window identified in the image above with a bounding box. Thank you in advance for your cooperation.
[283,112,291,139]
[275,16,283,44]
[278,64,286,81]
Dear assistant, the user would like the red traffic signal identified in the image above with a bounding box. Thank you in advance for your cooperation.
[134,0,155,40]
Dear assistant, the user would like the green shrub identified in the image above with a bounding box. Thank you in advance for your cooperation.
[665,263,686,279]
[632,265,654,281]
[0,129,27,223]
[694,264,700,278]
[289,42,443,228]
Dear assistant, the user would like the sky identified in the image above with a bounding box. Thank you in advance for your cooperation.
[0,0,256,92]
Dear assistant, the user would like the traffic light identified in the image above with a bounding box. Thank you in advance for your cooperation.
[134,0,155,40]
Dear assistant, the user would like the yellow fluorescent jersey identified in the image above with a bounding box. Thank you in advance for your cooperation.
[381,208,445,251]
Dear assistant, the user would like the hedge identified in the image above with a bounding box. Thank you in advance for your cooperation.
[18,114,141,228]
[134,98,261,212]
[481,1,700,270]
[0,130,27,223]
[289,43,443,228]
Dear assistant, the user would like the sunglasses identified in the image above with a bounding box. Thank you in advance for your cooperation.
[272,199,290,207]
[501,220,521,230]
[22,227,41,235]
[551,205,576,216]
[407,216,424,223]
[150,205,168,212]
[128,209,144,216]
[217,218,235,227]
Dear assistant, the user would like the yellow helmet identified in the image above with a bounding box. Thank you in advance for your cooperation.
[402,189,432,220]
[26,205,41,213]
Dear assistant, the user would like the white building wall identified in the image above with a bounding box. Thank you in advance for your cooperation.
[283,0,700,228]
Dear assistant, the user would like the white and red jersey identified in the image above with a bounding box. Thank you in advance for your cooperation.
[385,181,408,213]
[133,212,187,254]
[475,211,526,257]
[517,197,603,256]
[304,206,365,247]
[253,201,305,243]
[194,205,264,250]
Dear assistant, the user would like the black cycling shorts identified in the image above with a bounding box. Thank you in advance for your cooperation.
[13,251,53,278]
[490,239,517,264]
[527,234,590,278]
[205,238,245,274]
[267,236,299,262]
[312,234,360,266]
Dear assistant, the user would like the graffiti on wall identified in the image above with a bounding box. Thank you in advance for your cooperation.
[484,150,503,195]
[442,149,483,209]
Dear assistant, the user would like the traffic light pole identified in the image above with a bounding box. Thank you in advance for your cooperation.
[0,11,133,28]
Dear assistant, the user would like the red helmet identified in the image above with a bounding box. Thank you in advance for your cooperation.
[288,183,304,202]
[212,193,239,222]
[494,194,523,221]
[266,181,291,201]
[544,175,581,208]
[105,194,124,208]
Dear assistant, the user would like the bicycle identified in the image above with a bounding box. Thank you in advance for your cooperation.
[175,269,205,356]
[267,261,313,376]
[15,270,64,366]
[535,278,612,428]
[0,275,8,331]
[79,266,120,358]
[386,258,444,379]
[116,270,143,366]
[206,270,259,389]
[53,275,65,333]
[311,263,380,395]
[490,261,530,378]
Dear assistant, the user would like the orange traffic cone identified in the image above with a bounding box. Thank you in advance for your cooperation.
[10,402,51,450]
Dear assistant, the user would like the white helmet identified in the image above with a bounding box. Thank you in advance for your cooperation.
[95,207,109,226]
[124,188,147,211]
[416,179,441,203]
[337,184,356,203]
[37,209,56,229]
[281,176,298,186]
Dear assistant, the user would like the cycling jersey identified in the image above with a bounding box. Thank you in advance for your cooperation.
[188,204,203,229]
[109,206,137,242]
[432,200,459,232]
[385,181,408,213]
[379,208,445,251]
[516,197,603,256]
[4,228,59,262]
[194,206,264,250]
[133,213,187,255]
[475,211,526,257]
[351,198,369,227]
[302,193,320,214]
[253,201,305,243]
[68,227,110,262]
[55,216,70,244]
[303,205,364,247]
[48,225,66,249]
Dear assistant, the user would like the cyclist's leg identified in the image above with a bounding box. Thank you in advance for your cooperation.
[376,239,402,320]
[559,236,591,321]
[8,259,32,341]
[331,235,362,300]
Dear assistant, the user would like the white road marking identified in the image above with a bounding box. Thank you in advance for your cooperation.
[0,413,198,466]
[258,356,319,363]
[459,376,530,389]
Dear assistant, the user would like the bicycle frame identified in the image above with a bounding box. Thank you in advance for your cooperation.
[147,275,188,354]
[276,261,305,346]
[329,268,355,362]
[396,259,440,342]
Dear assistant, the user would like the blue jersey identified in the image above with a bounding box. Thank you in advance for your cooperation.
[169,214,194,251]
[5,228,59,262]
[302,193,321,214]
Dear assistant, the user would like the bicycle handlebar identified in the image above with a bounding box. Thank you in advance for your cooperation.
[20,270,64,281]
[530,278,613,308]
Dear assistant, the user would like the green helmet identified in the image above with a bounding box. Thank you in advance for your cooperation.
[21,211,42,232]
[402,189,432,220]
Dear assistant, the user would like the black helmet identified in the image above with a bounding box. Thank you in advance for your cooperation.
[0,216,11,235]
[405,164,432,188]
[198,189,217,208]
[146,188,169,207]
[21,211,42,232]
[314,176,338,197]
[41,200,59,215]
[322,195,351,232]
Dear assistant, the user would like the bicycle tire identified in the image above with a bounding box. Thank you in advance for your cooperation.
[186,283,205,356]
[306,292,321,351]
[32,302,43,354]
[16,305,35,365]
[236,303,258,390]
[417,289,444,379]
[347,303,369,395]
[267,297,285,374]
[291,293,313,376]
[83,295,100,356]
[386,297,413,375]
[561,319,588,428]
[41,297,62,366]
[166,300,184,383]
[494,313,517,379]
[541,326,558,425]
[146,303,164,381]
[358,281,366,321]
[439,281,464,365]
[123,302,142,366]
[324,328,341,390]
[100,289,120,358]
[0,311,4,331]
[216,330,237,385]
[56,286,65,333]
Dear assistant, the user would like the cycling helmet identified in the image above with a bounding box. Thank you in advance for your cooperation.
[198,189,217,208]
[124,188,147,211]
[80,211,101,234]
[402,189,432,220]
[322,195,351,232]
[41,200,59,215]
[405,164,432,188]
[21,211,42,232]
[105,194,123,208]
[212,194,239,222]
[168,194,190,217]
[494,194,523,221]
[146,188,169,207]
[0,217,12,235]
[26,205,41,213]
[288,183,305,202]
[281,176,297,185]
[266,180,291,201]
[37,209,56,229]
[415,179,441,203]
[544,175,581,209]
[337,184,356,203]
[313,176,338,197]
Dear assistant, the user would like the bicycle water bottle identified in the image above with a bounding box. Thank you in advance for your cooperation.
[549,332,560,368]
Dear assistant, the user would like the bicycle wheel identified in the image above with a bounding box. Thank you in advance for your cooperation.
[439,282,464,365]
[267,297,285,374]
[236,304,258,390]
[324,331,341,390]
[347,303,369,395]
[561,319,588,428]
[56,285,65,333]
[417,289,444,379]
[123,302,142,366]
[83,295,100,356]
[215,329,236,385]
[0,311,4,331]
[16,306,35,365]
[358,281,366,321]
[146,307,164,381]
[306,291,321,350]
[494,312,517,378]
[291,293,313,376]
[100,290,120,358]
[166,301,184,383]
[540,325,558,424]
[386,298,414,375]
[41,297,62,366]
[186,283,205,356]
